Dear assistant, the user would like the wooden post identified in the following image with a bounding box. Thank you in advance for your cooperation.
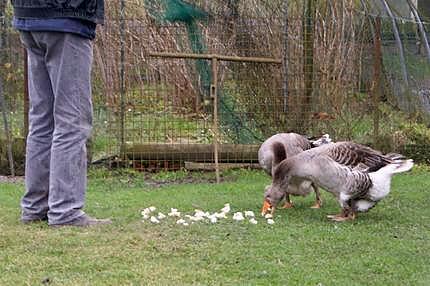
[373,17,382,148]
[211,57,220,183]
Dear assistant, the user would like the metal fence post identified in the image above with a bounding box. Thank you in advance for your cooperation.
[119,0,126,159]
[373,17,382,148]
[0,76,15,176]
[302,0,315,133]
[283,0,289,114]
[211,56,220,183]
[24,48,29,139]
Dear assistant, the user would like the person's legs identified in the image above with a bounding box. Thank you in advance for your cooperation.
[20,31,54,222]
[33,32,94,225]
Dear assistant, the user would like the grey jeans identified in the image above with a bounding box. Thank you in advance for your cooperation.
[20,31,93,225]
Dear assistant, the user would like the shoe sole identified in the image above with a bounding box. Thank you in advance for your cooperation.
[49,221,112,228]
[21,218,48,224]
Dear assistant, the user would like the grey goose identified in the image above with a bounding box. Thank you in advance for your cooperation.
[258,133,332,209]
[261,141,413,221]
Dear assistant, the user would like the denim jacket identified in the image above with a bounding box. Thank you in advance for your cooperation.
[11,0,104,24]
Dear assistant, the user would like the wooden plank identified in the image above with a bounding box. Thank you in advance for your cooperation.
[184,162,261,171]
[148,52,282,64]
[124,143,260,162]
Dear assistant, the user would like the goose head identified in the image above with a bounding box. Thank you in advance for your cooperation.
[310,134,332,147]
[261,184,285,216]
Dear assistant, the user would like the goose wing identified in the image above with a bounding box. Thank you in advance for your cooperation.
[321,142,393,172]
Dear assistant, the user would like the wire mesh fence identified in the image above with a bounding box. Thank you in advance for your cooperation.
[0,7,25,175]
[0,0,429,176]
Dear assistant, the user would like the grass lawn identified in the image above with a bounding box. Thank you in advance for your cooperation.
[0,167,429,285]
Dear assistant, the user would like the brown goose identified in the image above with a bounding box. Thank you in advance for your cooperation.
[261,142,413,221]
[258,133,326,209]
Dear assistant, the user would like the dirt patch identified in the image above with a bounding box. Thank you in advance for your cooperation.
[0,176,24,184]
[142,173,235,188]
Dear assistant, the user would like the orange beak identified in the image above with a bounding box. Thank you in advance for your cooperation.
[261,200,273,216]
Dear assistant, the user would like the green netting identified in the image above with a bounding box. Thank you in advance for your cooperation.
[144,0,262,143]
[219,93,264,144]
[163,0,208,23]
[144,0,211,104]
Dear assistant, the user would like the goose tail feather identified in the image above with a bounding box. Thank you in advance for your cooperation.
[391,159,414,174]
[377,158,414,175]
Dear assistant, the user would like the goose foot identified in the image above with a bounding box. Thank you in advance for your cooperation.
[310,201,322,209]
[280,201,294,209]
[327,212,356,222]
[327,214,340,219]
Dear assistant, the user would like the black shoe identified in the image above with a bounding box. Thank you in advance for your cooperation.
[50,214,112,228]
[21,216,48,224]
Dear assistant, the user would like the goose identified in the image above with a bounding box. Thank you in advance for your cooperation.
[261,141,413,221]
[258,133,331,209]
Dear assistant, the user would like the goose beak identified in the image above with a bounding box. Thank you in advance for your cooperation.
[261,200,273,216]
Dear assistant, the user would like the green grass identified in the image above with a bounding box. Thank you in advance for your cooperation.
[0,168,429,285]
